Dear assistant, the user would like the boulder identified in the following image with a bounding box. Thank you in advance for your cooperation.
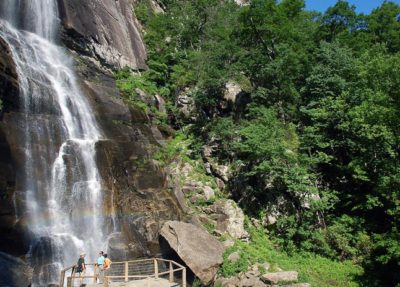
[239,276,268,287]
[227,251,240,263]
[278,284,310,287]
[202,186,215,201]
[261,271,298,284]
[244,269,261,278]
[0,252,33,287]
[211,200,249,239]
[215,277,240,287]
[222,239,235,249]
[160,221,224,285]
[223,81,242,104]
[216,274,269,287]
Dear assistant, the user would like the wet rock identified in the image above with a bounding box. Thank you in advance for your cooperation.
[211,200,249,239]
[0,252,33,287]
[160,221,224,285]
[107,232,130,260]
[76,60,184,257]
[261,271,298,284]
[58,0,147,69]
[0,37,28,256]
[0,36,19,113]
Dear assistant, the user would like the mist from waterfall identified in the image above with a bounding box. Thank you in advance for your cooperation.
[0,1,108,285]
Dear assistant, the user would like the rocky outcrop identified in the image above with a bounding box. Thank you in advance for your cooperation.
[209,200,249,239]
[160,221,224,285]
[176,88,195,118]
[58,0,147,69]
[234,0,251,6]
[0,252,33,287]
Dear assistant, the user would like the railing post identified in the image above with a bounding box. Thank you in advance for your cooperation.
[182,267,187,287]
[94,264,98,283]
[169,261,173,282]
[125,261,129,282]
[59,270,65,287]
[66,277,71,287]
[154,259,159,279]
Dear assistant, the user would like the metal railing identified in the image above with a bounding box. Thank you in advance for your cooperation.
[60,258,186,287]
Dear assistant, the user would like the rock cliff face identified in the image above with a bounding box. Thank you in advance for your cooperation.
[56,0,185,259]
[57,0,147,69]
[0,37,28,257]
[75,59,185,258]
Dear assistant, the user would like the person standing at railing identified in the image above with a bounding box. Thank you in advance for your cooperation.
[96,251,105,284]
[103,253,112,285]
[76,253,86,287]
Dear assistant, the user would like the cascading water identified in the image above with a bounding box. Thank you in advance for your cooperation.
[0,1,109,285]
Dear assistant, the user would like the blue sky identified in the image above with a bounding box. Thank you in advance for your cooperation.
[305,0,400,14]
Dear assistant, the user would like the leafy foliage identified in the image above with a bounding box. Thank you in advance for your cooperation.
[125,1,400,285]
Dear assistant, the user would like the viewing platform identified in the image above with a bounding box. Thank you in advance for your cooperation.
[59,258,186,287]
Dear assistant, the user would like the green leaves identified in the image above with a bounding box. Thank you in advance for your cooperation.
[128,1,400,285]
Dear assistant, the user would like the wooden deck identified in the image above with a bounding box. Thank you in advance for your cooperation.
[84,278,178,287]
[60,258,185,287]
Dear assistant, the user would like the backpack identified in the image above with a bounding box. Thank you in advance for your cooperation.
[76,258,84,272]
[103,258,111,269]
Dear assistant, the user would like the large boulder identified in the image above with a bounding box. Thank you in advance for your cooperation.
[58,0,147,69]
[160,221,224,285]
[0,252,33,287]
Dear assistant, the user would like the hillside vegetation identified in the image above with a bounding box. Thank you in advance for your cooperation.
[118,1,400,286]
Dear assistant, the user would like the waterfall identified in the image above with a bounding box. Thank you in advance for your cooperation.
[0,1,108,286]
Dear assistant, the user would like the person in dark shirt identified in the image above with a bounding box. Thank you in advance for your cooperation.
[76,253,86,287]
